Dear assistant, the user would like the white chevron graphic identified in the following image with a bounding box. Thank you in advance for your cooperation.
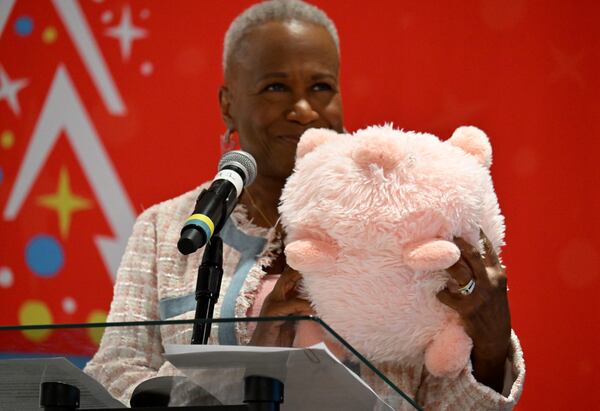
[4,66,135,280]
[0,0,16,40]
[52,0,126,115]
[1,1,140,281]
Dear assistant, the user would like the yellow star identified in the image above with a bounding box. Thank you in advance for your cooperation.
[37,167,93,238]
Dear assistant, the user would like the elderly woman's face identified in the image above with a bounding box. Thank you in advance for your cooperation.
[221,20,344,180]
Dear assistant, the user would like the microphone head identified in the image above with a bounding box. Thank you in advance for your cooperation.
[218,150,257,186]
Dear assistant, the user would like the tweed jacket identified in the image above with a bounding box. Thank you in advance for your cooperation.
[84,185,525,410]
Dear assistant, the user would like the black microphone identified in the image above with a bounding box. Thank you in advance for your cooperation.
[177,150,257,255]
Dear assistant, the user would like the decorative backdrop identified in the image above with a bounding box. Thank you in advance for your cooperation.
[0,0,598,409]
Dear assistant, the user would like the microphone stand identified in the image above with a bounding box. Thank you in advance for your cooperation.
[191,235,224,345]
[185,231,284,411]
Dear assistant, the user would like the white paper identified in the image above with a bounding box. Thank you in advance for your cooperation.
[165,342,396,411]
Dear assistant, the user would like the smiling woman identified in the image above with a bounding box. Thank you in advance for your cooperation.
[220,20,344,192]
[83,1,524,409]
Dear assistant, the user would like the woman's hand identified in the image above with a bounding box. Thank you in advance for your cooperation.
[437,230,511,393]
[249,265,314,347]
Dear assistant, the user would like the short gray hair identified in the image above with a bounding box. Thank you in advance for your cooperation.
[223,0,340,74]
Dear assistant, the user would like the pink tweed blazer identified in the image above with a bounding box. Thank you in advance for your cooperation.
[84,185,525,410]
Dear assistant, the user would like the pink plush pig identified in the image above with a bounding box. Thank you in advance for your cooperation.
[279,125,505,378]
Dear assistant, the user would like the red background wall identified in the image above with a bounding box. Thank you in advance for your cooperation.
[1,1,599,409]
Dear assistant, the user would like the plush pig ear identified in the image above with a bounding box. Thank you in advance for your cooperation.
[447,126,492,168]
[285,239,338,272]
[296,128,341,160]
[351,134,402,172]
[403,239,460,272]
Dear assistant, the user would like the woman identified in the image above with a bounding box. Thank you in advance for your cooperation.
[85,1,524,409]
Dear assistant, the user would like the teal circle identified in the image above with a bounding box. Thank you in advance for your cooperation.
[25,235,64,277]
[15,16,33,36]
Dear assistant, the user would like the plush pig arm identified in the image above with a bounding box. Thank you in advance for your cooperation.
[403,238,461,271]
[437,233,512,393]
[285,239,338,271]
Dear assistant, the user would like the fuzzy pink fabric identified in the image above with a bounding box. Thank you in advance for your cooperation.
[279,125,505,378]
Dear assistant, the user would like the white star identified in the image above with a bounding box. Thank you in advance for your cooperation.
[105,5,147,61]
[0,64,29,116]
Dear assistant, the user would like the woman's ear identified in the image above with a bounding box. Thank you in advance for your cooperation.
[219,85,235,130]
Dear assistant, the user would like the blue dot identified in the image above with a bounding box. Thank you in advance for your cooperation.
[0,168,3,185]
[25,235,64,277]
[15,16,33,36]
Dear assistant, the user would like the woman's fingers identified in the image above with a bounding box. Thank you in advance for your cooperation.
[262,265,311,317]
[445,257,474,291]
[479,230,499,266]
[268,266,302,299]
[251,265,313,346]
[261,296,313,317]
[453,236,491,286]
[436,287,463,309]
[478,230,508,290]
[441,234,495,301]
